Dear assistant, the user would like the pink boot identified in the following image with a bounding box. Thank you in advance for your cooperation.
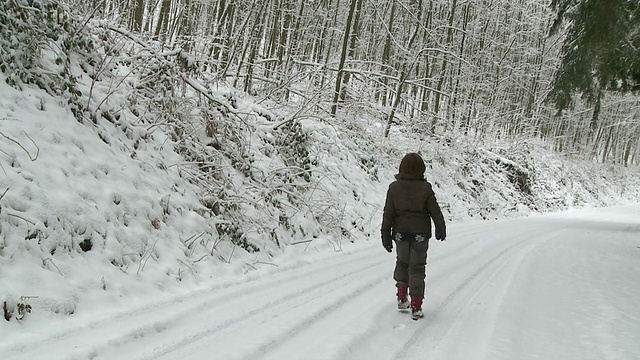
[410,296,424,320]
[396,283,409,310]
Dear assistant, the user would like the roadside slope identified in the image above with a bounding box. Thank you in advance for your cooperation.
[2,205,638,360]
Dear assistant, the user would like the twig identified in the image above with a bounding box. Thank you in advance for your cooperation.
[43,258,64,276]
[210,235,223,255]
[177,259,196,277]
[71,0,107,38]
[7,213,36,225]
[0,132,39,161]
[244,259,279,274]
[185,232,205,257]
[255,261,278,267]
[227,244,236,264]
[243,262,258,274]
[137,238,160,275]
[291,239,313,245]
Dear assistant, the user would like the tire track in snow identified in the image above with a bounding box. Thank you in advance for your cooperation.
[0,246,381,360]
[119,220,553,360]
[129,257,388,360]
[224,223,531,360]
[393,223,581,360]
[329,220,557,360]
[236,265,391,360]
[239,222,526,359]
[394,240,530,360]
[96,222,519,360]
[332,237,528,360]
[0,219,557,360]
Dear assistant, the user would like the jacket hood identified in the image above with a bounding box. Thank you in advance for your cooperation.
[396,153,426,180]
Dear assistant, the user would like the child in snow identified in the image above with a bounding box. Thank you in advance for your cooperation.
[381,153,447,320]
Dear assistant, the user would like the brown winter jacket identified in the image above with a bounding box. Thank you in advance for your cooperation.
[381,153,446,247]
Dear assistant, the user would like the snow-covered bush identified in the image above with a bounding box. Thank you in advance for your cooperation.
[0,0,392,322]
[0,0,96,118]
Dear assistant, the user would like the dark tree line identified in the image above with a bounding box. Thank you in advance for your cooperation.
[547,0,639,164]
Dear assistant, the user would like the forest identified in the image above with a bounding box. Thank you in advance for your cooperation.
[50,0,639,165]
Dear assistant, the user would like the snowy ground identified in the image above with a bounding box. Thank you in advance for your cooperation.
[2,11,639,359]
[1,204,638,360]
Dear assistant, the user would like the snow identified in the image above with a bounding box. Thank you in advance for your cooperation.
[2,10,640,360]
[1,205,639,360]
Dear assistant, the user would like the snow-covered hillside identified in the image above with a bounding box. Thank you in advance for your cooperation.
[1,0,639,333]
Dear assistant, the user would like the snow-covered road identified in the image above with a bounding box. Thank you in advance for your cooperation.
[2,205,640,360]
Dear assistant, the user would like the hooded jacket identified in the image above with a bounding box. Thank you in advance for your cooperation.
[381,153,446,244]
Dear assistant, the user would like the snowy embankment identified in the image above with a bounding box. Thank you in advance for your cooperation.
[0,69,390,321]
[1,5,640,355]
[1,205,639,360]
[2,63,638,330]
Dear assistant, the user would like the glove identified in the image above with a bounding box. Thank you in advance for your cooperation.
[382,238,393,252]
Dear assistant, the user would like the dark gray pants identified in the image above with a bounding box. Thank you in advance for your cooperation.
[393,240,429,298]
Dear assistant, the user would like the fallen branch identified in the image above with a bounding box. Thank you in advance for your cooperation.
[7,212,36,225]
[0,131,39,161]
[291,239,313,245]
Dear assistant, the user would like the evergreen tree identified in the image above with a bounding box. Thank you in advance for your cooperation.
[547,0,640,123]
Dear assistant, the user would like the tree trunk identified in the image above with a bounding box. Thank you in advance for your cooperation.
[339,0,363,103]
[449,2,469,125]
[432,0,457,131]
[378,2,397,107]
[331,0,358,116]
[132,0,144,32]
[384,71,406,137]
[154,0,171,44]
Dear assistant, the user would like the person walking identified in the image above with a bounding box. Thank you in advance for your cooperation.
[381,153,447,320]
